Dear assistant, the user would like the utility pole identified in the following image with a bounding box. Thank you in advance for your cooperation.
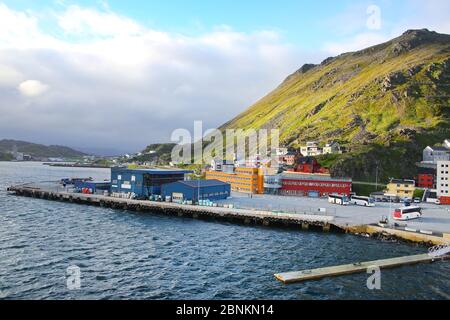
[375,162,379,191]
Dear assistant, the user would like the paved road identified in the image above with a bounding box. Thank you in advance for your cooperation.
[216,193,450,234]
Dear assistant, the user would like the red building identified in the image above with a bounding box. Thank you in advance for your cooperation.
[440,196,450,205]
[282,152,297,166]
[415,168,436,189]
[289,156,329,174]
[280,172,352,197]
[417,174,434,189]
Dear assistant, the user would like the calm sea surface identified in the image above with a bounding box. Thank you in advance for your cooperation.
[0,162,449,300]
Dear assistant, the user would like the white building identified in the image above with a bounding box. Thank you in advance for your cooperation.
[444,139,450,149]
[323,141,342,155]
[300,141,323,157]
[272,147,288,157]
[437,161,450,203]
[422,146,450,163]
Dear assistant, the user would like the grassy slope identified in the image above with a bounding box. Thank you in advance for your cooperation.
[0,139,86,158]
[220,30,450,182]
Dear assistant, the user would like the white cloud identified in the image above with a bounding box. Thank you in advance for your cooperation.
[321,0,450,56]
[57,5,143,37]
[1,1,448,152]
[323,32,389,55]
[0,3,308,152]
[0,65,23,86]
[18,80,49,97]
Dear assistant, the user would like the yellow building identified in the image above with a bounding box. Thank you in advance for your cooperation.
[385,179,416,199]
[206,167,264,194]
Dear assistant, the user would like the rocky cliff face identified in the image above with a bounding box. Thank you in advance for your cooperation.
[220,29,450,180]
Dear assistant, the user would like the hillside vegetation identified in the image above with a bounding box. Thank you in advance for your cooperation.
[221,29,450,181]
[0,139,86,159]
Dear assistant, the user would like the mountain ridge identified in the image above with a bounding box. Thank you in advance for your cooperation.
[0,139,87,159]
[220,29,450,181]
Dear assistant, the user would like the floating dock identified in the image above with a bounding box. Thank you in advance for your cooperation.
[275,253,450,284]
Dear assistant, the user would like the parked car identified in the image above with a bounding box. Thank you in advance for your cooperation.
[413,198,421,203]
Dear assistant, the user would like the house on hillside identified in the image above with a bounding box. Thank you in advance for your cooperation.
[300,141,323,157]
[323,141,342,155]
[423,146,450,164]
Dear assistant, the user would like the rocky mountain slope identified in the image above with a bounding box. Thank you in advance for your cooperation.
[221,29,450,181]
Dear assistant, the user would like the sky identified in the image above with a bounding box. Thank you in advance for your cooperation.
[0,0,449,155]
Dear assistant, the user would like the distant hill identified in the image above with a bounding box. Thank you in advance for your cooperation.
[220,29,450,181]
[0,139,87,159]
[133,143,176,163]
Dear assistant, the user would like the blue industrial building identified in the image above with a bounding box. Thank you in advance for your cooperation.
[110,167,193,198]
[74,181,111,194]
[161,179,231,203]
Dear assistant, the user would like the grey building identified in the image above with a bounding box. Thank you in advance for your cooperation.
[422,146,450,163]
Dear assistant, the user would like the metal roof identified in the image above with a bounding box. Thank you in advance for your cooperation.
[390,179,415,184]
[281,172,352,182]
[428,146,450,152]
[111,167,193,174]
[176,179,230,188]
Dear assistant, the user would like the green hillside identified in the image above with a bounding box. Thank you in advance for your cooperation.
[0,139,86,159]
[221,29,450,182]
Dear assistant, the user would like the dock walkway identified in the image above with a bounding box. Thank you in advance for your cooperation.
[275,253,450,284]
[6,184,335,231]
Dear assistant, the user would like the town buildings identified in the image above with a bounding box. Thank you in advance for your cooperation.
[416,167,435,189]
[206,167,264,194]
[299,141,342,157]
[161,180,231,203]
[280,172,352,197]
[323,141,342,155]
[437,161,450,205]
[110,168,193,198]
[288,156,329,174]
[300,141,323,157]
[422,145,450,164]
[385,179,416,199]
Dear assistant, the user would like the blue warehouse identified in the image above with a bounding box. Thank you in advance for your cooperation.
[161,180,231,203]
[110,167,193,198]
[74,180,111,194]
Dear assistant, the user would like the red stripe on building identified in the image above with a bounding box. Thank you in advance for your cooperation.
[281,175,352,197]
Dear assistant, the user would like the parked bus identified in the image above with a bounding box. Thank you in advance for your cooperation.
[328,194,350,206]
[350,195,375,207]
[392,206,422,221]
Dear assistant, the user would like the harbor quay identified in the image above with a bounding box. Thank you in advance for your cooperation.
[7,182,450,246]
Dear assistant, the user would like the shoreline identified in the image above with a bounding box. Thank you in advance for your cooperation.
[7,184,450,247]
[42,163,111,169]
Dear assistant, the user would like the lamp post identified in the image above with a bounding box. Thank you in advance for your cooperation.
[375,161,380,191]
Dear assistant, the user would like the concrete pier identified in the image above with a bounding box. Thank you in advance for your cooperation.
[7,184,450,245]
[275,253,450,284]
[6,184,335,231]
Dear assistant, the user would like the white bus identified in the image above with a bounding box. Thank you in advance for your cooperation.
[328,194,350,206]
[350,195,375,207]
[392,206,422,221]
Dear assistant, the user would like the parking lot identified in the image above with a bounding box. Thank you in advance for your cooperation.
[216,193,450,234]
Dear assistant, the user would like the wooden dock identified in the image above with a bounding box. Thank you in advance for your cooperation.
[6,184,335,231]
[274,253,450,284]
